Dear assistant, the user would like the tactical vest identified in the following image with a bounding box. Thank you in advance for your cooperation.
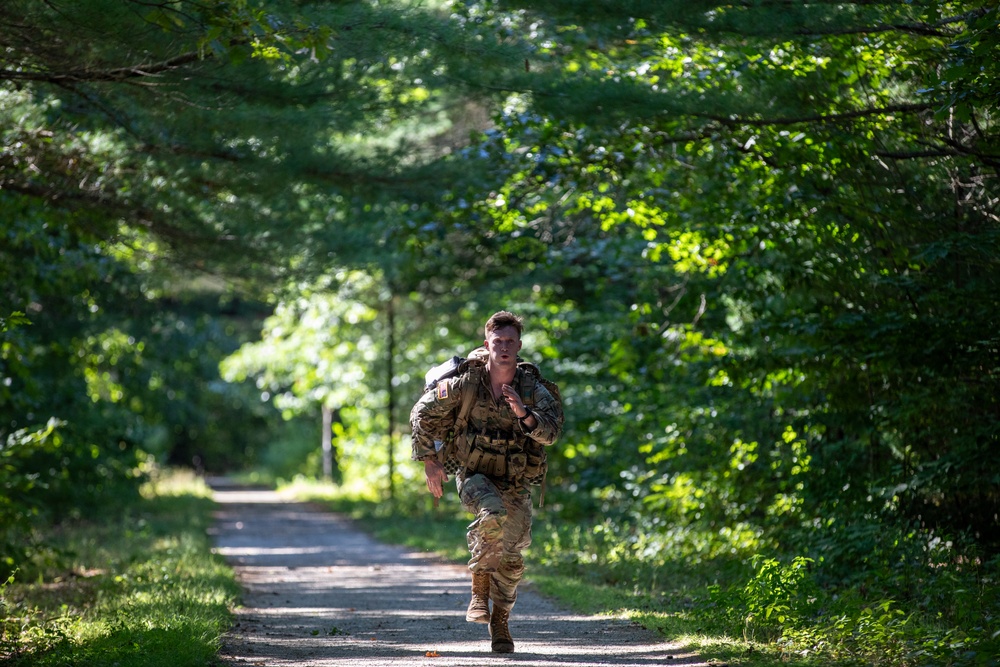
[446,364,548,489]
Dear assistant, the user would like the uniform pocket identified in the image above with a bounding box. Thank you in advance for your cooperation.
[507,452,527,478]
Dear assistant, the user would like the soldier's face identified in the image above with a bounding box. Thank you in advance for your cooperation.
[485,326,522,367]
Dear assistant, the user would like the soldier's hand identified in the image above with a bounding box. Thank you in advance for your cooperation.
[424,459,449,499]
[501,383,527,417]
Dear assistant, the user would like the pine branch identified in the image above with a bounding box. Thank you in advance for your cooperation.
[699,102,935,128]
[0,49,207,84]
[876,136,1000,166]
[745,4,990,38]
[875,150,955,159]
[0,179,214,246]
[789,23,955,38]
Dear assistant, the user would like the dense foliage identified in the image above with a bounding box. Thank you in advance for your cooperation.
[1,473,238,667]
[2,0,498,561]
[2,1,997,664]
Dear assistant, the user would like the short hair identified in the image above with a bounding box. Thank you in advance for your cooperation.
[485,310,523,338]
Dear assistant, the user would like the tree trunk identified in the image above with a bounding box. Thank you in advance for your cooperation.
[387,294,396,500]
[321,404,334,482]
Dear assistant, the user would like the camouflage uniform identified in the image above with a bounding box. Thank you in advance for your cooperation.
[411,363,561,612]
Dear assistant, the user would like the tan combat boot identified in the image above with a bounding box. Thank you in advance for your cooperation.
[489,606,514,653]
[466,572,491,623]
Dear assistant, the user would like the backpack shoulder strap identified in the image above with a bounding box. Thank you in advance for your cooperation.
[517,363,540,409]
[455,362,483,431]
[516,361,564,432]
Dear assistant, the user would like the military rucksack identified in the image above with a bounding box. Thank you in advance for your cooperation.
[421,347,563,503]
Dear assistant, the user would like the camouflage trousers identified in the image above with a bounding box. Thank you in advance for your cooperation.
[457,473,532,612]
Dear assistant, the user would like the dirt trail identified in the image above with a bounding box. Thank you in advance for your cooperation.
[210,483,704,667]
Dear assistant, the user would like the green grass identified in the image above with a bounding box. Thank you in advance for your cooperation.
[283,477,471,563]
[288,479,775,666]
[7,472,990,667]
[0,471,239,667]
[288,479,1000,667]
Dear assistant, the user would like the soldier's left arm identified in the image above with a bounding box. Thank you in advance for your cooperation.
[522,381,562,446]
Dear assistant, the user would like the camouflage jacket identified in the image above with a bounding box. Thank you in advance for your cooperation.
[410,363,561,467]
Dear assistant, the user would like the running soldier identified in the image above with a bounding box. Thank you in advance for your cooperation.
[410,311,562,653]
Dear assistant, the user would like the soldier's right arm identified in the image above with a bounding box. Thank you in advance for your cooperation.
[409,375,468,461]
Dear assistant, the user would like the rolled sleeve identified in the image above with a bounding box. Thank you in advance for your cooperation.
[523,382,561,446]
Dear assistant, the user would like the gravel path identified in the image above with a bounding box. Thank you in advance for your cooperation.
[210,484,704,667]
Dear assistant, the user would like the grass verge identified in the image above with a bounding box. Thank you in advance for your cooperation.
[287,479,766,666]
[0,471,239,667]
[287,478,999,667]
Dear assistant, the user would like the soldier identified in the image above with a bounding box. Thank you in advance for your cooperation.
[410,311,562,653]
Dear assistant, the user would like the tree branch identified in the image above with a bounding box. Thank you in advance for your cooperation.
[698,102,935,128]
[790,23,954,38]
[0,49,207,84]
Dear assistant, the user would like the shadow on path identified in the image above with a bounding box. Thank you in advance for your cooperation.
[210,483,703,667]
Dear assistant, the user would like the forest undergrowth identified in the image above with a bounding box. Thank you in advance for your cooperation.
[1,470,995,667]
[0,472,237,667]
[290,478,999,667]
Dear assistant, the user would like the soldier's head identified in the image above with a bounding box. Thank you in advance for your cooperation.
[484,311,523,369]
[485,310,523,339]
